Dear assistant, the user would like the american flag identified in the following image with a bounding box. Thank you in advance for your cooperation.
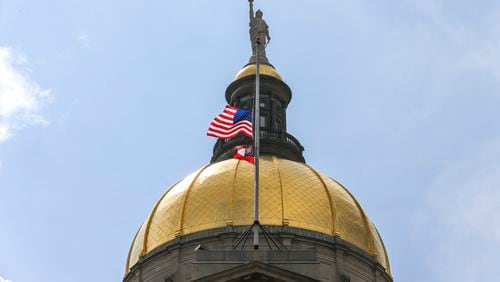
[207,105,253,139]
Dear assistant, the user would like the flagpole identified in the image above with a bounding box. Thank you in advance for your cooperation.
[253,37,261,250]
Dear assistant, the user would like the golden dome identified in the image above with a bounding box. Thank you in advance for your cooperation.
[126,156,390,274]
[234,64,283,81]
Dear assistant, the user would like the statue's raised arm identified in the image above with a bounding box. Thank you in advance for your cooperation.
[249,0,254,23]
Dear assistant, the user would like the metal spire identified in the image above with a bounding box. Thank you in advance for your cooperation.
[253,27,261,249]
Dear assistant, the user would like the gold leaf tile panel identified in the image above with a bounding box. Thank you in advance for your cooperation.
[126,222,146,272]
[259,156,284,226]
[182,160,236,235]
[278,158,333,235]
[369,220,391,273]
[146,169,201,251]
[323,176,370,252]
[231,160,255,226]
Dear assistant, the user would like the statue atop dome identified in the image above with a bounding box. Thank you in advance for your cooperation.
[248,0,270,64]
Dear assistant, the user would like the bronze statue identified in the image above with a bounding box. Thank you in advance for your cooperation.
[248,0,270,63]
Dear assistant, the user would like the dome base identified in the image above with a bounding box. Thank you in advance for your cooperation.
[124,226,392,282]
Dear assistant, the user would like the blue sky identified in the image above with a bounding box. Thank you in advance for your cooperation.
[1,0,500,281]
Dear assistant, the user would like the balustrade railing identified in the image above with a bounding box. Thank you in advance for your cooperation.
[212,129,304,160]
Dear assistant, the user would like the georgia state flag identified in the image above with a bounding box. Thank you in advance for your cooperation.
[233,145,254,164]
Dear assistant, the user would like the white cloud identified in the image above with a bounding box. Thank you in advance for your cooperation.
[414,139,500,282]
[0,276,13,282]
[0,47,51,144]
[75,32,92,48]
[459,39,500,80]
[411,0,500,81]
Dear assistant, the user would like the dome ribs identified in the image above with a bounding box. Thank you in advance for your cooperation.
[177,165,211,237]
[331,178,377,261]
[228,159,242,225]
[304,164,337,236]
[272,156,287,226]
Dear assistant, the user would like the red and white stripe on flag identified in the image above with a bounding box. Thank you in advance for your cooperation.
[207,105,253,139]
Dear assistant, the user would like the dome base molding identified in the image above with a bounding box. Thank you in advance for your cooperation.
[124,226,392,282]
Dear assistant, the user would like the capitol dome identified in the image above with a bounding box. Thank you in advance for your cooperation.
[126,156,390,275]
[124,4,392,280]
